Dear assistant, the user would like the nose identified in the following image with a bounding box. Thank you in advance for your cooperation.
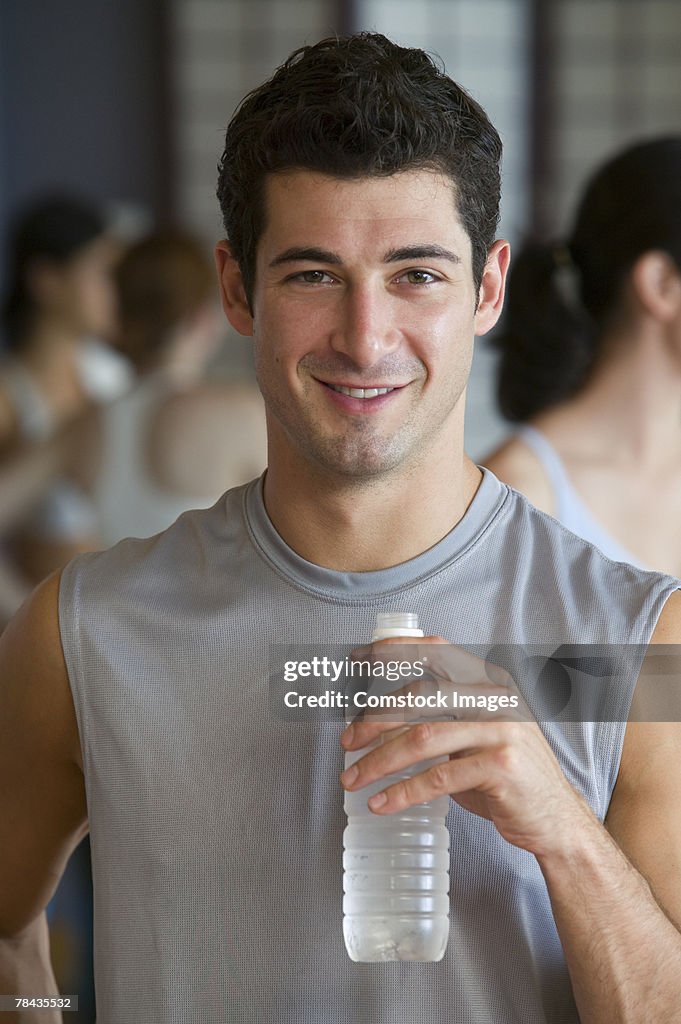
[330,282,401,368]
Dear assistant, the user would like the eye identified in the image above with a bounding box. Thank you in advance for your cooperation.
[396,269,440,286]
[290,269,336,285]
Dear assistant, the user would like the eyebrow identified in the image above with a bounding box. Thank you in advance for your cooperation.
[269,247,341,267]
[269,244,460,268]
[384,245,460,265]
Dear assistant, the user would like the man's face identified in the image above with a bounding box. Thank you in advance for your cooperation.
[221,168,506,483]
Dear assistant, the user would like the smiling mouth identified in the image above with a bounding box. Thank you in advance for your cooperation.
[325,383,398,399]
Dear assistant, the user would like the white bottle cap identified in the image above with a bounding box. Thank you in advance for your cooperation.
[375,612,419,632]
[372,612,424,641]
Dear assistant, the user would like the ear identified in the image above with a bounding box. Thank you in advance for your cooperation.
[631,251,681,323]
[473,239,511,337]
[214,240,254,337]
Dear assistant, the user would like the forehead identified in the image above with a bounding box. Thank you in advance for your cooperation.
[258,168,469,260]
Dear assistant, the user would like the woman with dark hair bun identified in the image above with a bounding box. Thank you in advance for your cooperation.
[485,136,681,574]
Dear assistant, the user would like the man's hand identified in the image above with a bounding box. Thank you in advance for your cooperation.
[342,608,681,1024]
[340,635,597,858]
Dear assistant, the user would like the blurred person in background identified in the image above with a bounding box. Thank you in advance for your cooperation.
[484,137,681,575]
[0,193,128,1023]
[0,417,91,629]
[0,194,131,590]
[89,228,266,546]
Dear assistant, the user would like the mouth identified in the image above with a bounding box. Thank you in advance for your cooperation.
[324,383,399,399]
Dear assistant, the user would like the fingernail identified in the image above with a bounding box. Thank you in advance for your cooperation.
[368,791,387,810]
[341,724,354,747]
[341,764,358,787]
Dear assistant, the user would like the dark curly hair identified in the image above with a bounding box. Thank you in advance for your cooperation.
[217,32,502,307]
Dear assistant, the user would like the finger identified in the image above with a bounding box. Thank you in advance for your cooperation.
[348,643,518,713]
[416,646,515,689]
[345,671,457,729]
[342,678,525,745]
[366,749,491,814]
[350,635,449,660]
[340,719,502,791]
[354,642,517,696]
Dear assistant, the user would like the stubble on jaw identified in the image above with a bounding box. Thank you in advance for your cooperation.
[259,375,470,492]
[257,357,416,483]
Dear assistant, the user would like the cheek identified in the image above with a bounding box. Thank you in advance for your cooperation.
[252,327,282,386]
[254,303,311,366]
[411,304,472,357]
[261,286,336,333]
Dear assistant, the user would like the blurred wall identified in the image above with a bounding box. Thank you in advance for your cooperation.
[0,0,170,290]
[170,0,338,240]
[542,0,681,237]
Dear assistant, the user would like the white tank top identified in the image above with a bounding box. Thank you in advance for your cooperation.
[518,425,644,567]
[1,342,133,540]
[93,375,219,545]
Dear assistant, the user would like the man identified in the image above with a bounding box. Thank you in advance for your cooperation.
[2,32,681,1024]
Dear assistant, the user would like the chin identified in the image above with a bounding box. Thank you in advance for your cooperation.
[309,442,406,482]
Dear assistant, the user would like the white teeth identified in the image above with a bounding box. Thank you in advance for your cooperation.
[328,384,395,398]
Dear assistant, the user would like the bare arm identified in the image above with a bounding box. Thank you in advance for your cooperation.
[0,573,87,1022]
[341,595,681,1022]
[538,733,681,1020]
[539,590,681,1022]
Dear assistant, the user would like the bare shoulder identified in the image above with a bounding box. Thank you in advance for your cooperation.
[482,433,556,515]
[648,588,681,644]
[616,590,681,761]
[0,571,82,771]
[148,381,267,496]
[605,588,681,922]
[0,572,87,935]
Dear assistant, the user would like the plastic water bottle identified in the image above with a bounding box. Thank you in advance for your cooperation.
[342,612,450,962]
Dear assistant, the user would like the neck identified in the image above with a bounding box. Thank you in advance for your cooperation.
[16,320,88,423]
[21,319,83,375]
[537,321,681,467]
[262,434,481,572]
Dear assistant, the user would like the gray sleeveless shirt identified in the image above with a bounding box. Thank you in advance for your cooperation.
[59,470,679,1023]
